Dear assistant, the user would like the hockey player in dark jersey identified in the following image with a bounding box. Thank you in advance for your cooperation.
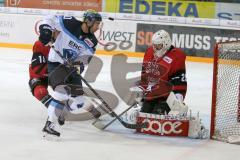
[28,37,52,108]
[38,9,102,137]
[139,30,187,115]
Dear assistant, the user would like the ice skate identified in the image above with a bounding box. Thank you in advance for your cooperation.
[42,120,60,137]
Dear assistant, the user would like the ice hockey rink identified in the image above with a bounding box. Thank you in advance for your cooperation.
[0,47,239,160]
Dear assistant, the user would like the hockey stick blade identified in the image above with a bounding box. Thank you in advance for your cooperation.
[92,118,106,130]
[100,102,138,130]
[93,102,148,130]
[92,106,147,130]
[116,116,148,129]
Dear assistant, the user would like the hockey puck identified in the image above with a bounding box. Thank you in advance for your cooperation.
[108,17,114,21]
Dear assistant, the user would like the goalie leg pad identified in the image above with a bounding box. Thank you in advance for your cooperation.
[136,112,190,136]
[188,117,209,139]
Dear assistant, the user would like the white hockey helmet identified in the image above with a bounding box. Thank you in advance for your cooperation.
[152,30,172,58]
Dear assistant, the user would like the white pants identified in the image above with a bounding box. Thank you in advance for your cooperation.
[47,85,93,122]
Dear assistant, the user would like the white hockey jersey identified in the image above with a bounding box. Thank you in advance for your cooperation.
[42,15,98,64]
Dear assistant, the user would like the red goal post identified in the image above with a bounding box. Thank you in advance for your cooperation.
[211,41,240,144]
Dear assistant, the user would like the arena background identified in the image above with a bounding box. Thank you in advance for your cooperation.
[0,0,240,63]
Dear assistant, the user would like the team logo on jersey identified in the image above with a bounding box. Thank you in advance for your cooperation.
[68,40,85,51]
[84,38,94,48]
[163,56,172,64]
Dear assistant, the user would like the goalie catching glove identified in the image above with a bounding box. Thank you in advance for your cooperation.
[166,92,188,116]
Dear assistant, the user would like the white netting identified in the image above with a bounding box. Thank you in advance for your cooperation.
[213,41,240,143]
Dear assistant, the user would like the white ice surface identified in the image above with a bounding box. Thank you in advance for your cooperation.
[0,47,239,160]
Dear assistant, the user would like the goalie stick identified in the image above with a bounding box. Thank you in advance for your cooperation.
[51,46,147,129]
[92,101,138,130]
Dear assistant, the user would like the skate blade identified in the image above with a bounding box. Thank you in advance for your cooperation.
[42,132,61,141]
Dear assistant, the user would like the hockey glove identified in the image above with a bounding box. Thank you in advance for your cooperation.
[166,92,188,116]
[39,24,53,45]
[130,86,144,104]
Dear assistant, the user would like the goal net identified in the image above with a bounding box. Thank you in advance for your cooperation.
[211,41,240,144]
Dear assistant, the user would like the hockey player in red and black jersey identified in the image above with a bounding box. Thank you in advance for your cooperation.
[28,25,53,108]
[139,30,187,115]
[134,32,209,138]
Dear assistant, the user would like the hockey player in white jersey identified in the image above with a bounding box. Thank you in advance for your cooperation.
[38,9,102,137]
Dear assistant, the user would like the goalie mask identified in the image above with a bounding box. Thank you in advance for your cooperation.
[152,30,172,58]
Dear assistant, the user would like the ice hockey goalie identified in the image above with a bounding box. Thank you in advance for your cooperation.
[128,30,208,139]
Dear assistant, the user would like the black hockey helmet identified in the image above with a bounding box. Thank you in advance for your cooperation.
[83,9,102,24]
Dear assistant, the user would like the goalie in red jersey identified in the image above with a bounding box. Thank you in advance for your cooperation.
[139,29,187,115]
[28,35,52,108]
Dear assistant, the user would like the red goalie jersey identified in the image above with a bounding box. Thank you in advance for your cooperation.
[141,45,187,100]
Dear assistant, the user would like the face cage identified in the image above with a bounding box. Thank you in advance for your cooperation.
[153,44,167,58]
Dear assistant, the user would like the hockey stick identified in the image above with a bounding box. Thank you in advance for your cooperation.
[83,91,114,117]
[51,46,147,129]
[79,74,147,129]
[93,101,138,130]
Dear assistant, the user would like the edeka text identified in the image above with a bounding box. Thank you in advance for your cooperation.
[119,0,198,17]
